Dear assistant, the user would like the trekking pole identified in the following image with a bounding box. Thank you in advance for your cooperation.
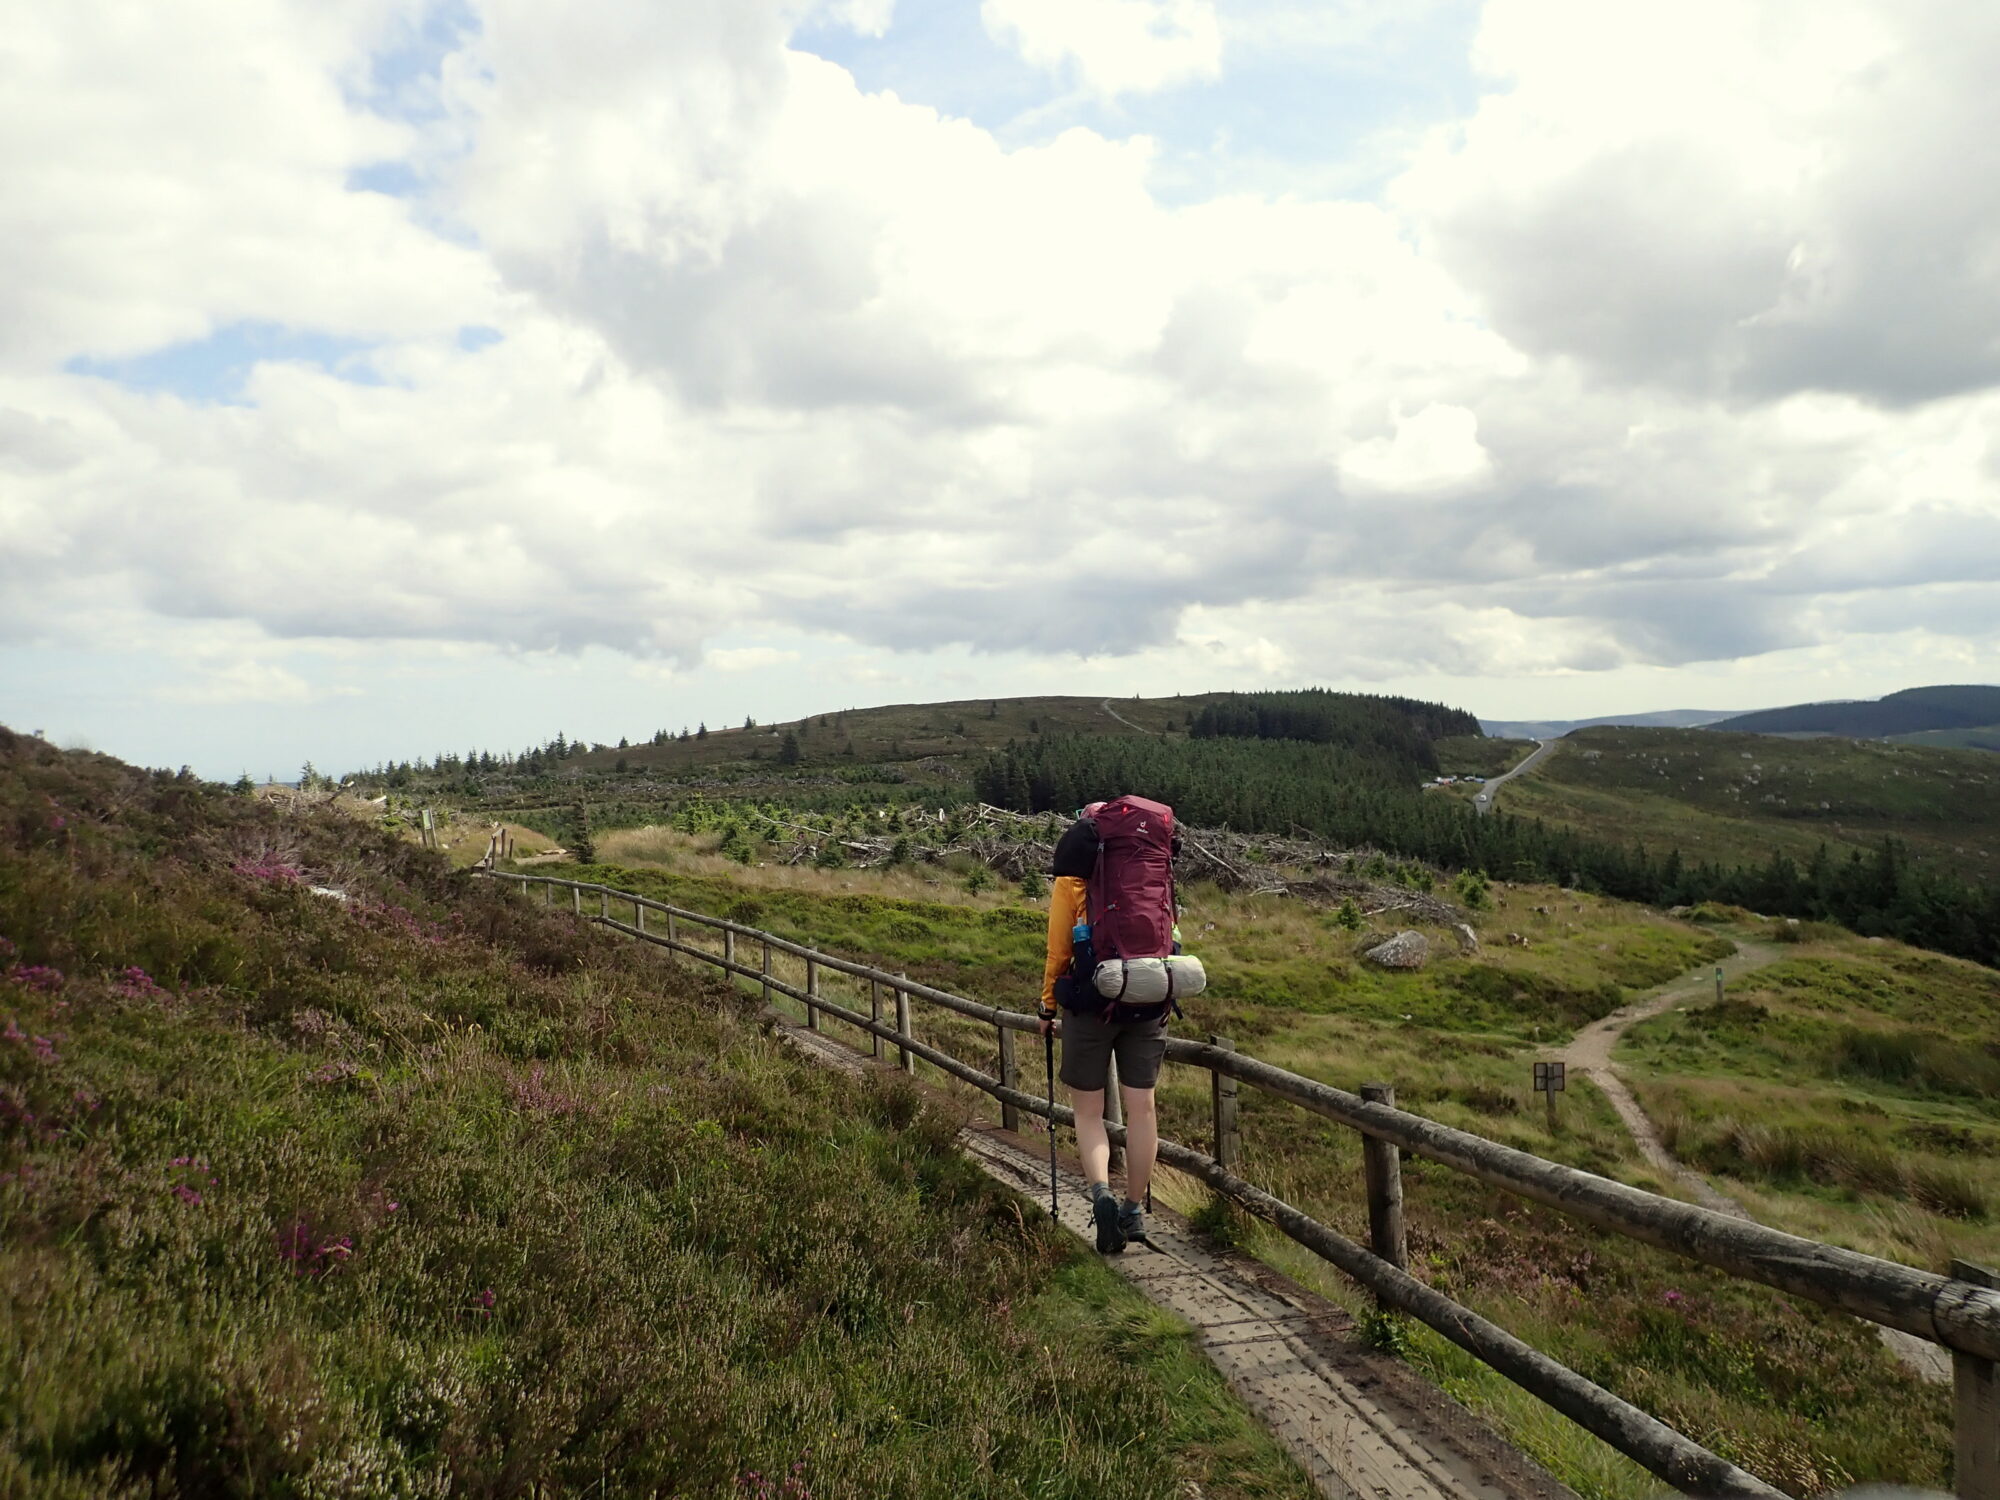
[1044,1024,1059,1221]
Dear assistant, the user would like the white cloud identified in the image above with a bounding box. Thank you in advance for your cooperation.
[1339,403,1494,494]
[708,647,804,672]
[980,0,1222,96]
[1,0,1997,779]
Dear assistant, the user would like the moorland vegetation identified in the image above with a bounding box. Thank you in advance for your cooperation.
[354,691,2000,970]
[0,728,1316,1499]
[549,818,1995,1498]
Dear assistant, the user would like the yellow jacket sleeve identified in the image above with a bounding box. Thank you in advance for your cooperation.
[1041,876,1087,1010]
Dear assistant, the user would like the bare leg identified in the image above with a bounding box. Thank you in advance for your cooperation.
[1121,1085,1158,1203]
[1071,1087,1110,1187]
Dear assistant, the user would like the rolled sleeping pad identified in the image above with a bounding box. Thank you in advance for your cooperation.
[1092,955,1207,1004]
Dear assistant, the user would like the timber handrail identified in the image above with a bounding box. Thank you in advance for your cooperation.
[478,869,2000,1499]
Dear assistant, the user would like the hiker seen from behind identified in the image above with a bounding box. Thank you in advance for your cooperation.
[1038,796,1205,1254]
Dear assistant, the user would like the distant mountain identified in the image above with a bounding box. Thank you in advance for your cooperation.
[1478,709,1744,740]
[1714,685,2000,738]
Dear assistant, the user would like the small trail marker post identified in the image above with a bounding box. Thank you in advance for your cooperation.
[1715,966,1725,1003]
[1535,1059,1566,1134]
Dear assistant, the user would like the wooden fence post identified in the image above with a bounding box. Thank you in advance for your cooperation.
[666,911,677,944]
[761,942,773,1008]
[1957,1259,1999,1500]
[869,979,884,1059]
[1361,1082,1408,1274]
[805,959,821,1032]
[724,928,735,968]
[997,1025,1019,1132]
[572,885,581,916]
[1211,1035,1241,1170]
[895,983,913,1074]
[599,889,608,920]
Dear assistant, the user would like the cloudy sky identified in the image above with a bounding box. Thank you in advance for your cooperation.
[4,0,1997,777]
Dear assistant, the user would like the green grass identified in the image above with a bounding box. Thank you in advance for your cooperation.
[1619,933,2000,1274]
[0,731,1315,1499]
[569,695,1208,779]
[553,831,1960,1496]
[1507,726,2000,886]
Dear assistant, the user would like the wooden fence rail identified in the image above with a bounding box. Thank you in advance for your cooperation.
[477,870,2000,1500]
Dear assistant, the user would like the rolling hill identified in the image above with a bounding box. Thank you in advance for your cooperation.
[1713,684,2000,740]
[1478,708,1745,739]
[1499,725,2000,887]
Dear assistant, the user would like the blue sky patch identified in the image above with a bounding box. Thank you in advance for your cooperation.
[791,0,1483,205]
[353,0,480,122]
[347,160,425,198]
[67,322,384,404]
[456,325,503,352]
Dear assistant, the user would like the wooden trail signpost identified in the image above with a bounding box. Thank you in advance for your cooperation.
[1534,1059,1566,1133]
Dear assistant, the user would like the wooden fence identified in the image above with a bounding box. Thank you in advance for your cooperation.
[479,870,2000,1500]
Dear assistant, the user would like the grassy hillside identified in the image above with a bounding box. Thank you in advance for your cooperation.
[581,694,1200,777]
[1506,726,2000,886]
[1889,724,2000,753]
[1715,684,2000,738]
[562,827,1960,1498]
[0,730,1315,1499]
[1621,926,2000,1271]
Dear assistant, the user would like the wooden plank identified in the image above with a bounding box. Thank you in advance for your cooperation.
[805,958,821,1032]
[1957,1260,2000,1500]
[895,986,913,1074]
[1361,1082,1407,1273]
[869,979,883,1059]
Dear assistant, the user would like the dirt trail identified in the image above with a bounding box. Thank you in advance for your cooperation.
[1557,940,1780,1217]
[779,1020,1577,1500]
[1099,697,1158,734]
[1556,940,1951,1384]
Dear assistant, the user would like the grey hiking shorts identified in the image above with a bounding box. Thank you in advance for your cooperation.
[1059,1006,1168,1092]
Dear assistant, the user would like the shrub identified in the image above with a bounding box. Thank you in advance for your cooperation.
[1836,1026,2000,1100]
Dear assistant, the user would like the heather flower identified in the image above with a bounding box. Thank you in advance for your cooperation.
[1663,1289,1685,1307]
[6,966,64,993]
[168,1157,216,1207]
[473,1287,496,1319]
[278,1218,354,1277]
[114,966,164,998]
[512,1063,581,1117]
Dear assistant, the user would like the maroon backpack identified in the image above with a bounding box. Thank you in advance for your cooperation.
[1085,795,1178,961]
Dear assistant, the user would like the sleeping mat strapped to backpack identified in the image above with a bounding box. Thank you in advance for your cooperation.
[1085,796,1206,1005]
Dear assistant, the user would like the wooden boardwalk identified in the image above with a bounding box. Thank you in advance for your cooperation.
[782,1020,1577,1500]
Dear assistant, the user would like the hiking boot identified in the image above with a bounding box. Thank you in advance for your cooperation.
[1118,1199,1148,1248]
[1092,1192,1127,1255]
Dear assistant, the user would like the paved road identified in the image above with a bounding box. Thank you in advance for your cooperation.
[1471,738,1558,816]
